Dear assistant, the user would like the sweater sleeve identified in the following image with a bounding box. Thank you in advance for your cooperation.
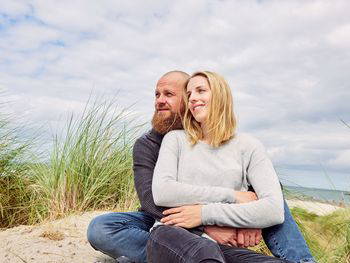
[152,131,236,207]
[201,136,284,228]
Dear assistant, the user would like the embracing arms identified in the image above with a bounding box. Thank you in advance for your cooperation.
[133,133,235,219]
[152,132,284,229]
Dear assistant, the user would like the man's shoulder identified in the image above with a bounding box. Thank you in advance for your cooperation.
[134,130,160,151]
[136,129,162,143]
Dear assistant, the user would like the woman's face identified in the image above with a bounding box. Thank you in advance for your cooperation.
[186,75,212,124]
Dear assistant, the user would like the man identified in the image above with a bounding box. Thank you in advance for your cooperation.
[87,71,316,263]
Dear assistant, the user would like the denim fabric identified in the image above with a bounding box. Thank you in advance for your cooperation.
[87,202,316,263]
[262,200,316,263]
[147,225,225,263]
[87,211,154,263]
[147,225,292,263]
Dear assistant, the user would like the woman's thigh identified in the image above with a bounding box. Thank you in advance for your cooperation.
[147,225,226,263]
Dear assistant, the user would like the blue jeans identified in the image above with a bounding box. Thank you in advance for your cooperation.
[87,201,315,263]
[262,201,315,263]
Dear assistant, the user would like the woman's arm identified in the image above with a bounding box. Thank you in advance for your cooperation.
[201,136,284,228]
[152,131,236,207]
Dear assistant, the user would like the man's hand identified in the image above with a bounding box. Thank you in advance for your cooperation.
[161,205,202,228]
[204,225,238,246]
[236,228,262,247]
[234,191,258,204]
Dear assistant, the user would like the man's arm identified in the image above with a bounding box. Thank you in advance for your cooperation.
[133,137,165,220]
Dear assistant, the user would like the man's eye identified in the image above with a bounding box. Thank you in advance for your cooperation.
[155,93,160,98]
[166,93,173,97]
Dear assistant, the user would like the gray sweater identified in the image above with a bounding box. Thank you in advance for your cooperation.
[152,130,284,228]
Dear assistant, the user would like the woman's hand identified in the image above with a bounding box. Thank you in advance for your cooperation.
[161,205,202,228]
[235,191,258,203]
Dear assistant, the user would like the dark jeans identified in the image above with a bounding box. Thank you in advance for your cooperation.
[147,225,293,263]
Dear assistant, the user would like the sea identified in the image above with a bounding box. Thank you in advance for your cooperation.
[283,185,350,205]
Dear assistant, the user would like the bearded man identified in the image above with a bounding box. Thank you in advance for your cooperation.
[87,71,316,263]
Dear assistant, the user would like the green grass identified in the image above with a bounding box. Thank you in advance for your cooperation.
[29,99,141,221]
[251,207,350,263]
[0,114,32,228]
[0,99,141,227]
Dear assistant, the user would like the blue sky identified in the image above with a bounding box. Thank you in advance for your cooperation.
[1,0,349,190]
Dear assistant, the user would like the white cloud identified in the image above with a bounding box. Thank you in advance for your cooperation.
[327,24,350,48]
[0,0,349,188]
[329,150,350,169]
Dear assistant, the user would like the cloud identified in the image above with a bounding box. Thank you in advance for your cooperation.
[0,0,349,188]
[327,23,350,48]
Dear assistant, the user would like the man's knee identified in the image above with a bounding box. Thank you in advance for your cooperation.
[87,214,108,248]
[87,213,126,247]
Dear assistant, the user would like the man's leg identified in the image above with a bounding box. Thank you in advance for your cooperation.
[147,225,226,263]
[262,200,316,263]
[87,211,154,263]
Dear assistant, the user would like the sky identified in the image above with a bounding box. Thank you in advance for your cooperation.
[1,0,349,190]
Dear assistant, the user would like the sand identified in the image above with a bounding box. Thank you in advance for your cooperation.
[0,211,113,263]
[286,199,345,216]
[0,200,345,263]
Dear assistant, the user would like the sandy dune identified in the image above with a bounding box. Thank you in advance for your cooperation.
[286,199,344,216]
[0,211,113,263]
[0,201,345,263]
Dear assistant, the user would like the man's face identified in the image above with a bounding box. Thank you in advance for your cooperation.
[152,75,185,134]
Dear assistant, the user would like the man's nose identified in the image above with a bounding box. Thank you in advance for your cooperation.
[156,94,167,104]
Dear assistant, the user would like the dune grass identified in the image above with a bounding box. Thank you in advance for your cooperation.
[251,206,350,263]
[29,100,141,221]
[0,115,32,228]
[0,99,141,227]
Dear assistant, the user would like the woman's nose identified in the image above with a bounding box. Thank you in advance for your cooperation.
[189,93,198,103]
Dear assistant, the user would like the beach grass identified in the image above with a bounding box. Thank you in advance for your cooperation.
[0,112,34,228]
[28,99,141,221]
[251,207,350,262]
[1,99,141,227]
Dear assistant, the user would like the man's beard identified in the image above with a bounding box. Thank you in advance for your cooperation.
[152,111,183,135]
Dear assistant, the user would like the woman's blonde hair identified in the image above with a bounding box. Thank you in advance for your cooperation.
[183,71,237,147]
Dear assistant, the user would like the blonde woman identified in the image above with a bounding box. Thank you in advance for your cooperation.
[147,71,291,263]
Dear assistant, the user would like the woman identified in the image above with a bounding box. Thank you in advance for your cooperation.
[148,71,290,263]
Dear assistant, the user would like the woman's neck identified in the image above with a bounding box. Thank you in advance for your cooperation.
[200,123,210,143]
